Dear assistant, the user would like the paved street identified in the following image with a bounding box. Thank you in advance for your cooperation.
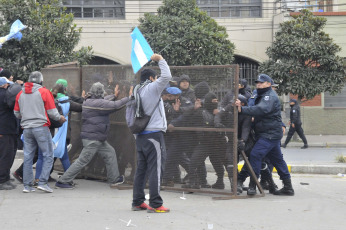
[0,159,346,230]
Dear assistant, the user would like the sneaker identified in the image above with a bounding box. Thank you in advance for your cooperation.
[132,202,153,211]
[12,172,23,183]
[111,175,125,186]
[147,206,170,213]
[33,180,39,188]
[23,186,35,193]
[37,184,53,193]
[55,181,74,189]
[301,145,308,149]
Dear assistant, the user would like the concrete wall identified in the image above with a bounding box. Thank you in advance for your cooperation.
[301,107,346,135]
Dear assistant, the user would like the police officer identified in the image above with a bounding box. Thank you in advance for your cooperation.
[235,74,294,196]
[282,99,308,149]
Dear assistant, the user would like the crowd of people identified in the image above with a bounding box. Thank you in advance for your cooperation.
[0,54,308,213]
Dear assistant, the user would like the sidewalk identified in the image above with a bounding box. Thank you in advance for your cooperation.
[283,134,346,148]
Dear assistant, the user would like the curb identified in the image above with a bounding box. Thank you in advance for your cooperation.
[283,142,346,148]
[205,163,346,175]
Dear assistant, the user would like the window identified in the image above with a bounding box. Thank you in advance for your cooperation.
[62,0,125,19]
[324,86,346,108]
[197,0,262,18]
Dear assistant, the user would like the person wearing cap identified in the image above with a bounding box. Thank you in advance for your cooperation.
[235,74,294,196]
[161,87,188,186]
[0,77,18,190]
[239,78,252,99]
[178,74,196,113]
[131,54,171,213]
[282,99,308,149]
[0,69,14,82]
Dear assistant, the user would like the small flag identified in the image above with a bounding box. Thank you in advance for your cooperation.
[131,27,154,74]
[0,19,27,48]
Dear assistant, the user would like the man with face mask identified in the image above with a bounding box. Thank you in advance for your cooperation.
[239,79,252,100]
[235,74,294,196]
[282,99,308,149]
[161,87,188,186]
[171,86,225,189]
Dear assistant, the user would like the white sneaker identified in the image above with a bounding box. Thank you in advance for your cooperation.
[23,186,36,193]
[37,184,53,193]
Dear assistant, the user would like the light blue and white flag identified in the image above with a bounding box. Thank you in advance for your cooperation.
[131,27,154,74]
[0,19,27,48]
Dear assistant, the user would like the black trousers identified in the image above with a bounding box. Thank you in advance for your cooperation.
[0,135,17,183]
[132,132,166,208]
[163,132,190,181]
[284,124,308,146]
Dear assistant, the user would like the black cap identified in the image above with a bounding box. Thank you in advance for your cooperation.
[0,69,12,78]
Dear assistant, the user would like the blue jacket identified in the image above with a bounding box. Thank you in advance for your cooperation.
[241,87,283,140]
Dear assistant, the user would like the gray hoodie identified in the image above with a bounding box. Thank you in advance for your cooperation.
[139,60,172,132]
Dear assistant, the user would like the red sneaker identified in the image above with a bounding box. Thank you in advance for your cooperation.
[132,202,153,211]
[147,206,170,213]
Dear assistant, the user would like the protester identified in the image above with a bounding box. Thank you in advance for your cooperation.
[0,69,14,82]
[0,77,17,190]
[282,99,308,149]
[235,74,294,196]
[131,54,171,213]
[55,82,130,189]
[14,71,66,193]
[34,82,83,185]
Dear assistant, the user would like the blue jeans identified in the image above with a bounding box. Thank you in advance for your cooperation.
[35,144,70,179]
[250,137,290,180]
[23,126,54,186]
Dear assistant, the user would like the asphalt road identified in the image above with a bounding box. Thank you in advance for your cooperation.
[0,159,345,230]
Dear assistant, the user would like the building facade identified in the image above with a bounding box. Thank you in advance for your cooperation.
[62,0,346,134]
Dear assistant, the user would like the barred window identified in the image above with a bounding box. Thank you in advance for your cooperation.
[62,0,125,19]
[197,0,262,18]
[324,86,346,108]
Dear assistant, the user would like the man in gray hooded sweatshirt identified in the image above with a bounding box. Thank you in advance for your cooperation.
[131,54,172,213]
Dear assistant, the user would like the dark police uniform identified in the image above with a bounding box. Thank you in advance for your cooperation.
[283,99,308,148]
[239,75,293,195]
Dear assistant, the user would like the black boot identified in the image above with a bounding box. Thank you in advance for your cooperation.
[247,178,257,196]
[212,177,225,189]
[273,178,294,196]
[261,167,278,194]
[237,179,244,194]
[301,144,308,149]
[259,179,269,190]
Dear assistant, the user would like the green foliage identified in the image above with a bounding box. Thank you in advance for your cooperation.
[138,0,235,66]
[0,0,93,79]
[260,9,345,101]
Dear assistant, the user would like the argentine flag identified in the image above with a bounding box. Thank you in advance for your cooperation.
[131,27,154,74]
[0,19,27,48]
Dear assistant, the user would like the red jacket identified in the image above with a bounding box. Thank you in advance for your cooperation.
[14,82,61,128]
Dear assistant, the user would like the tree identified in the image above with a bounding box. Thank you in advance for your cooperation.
[260,9,345,101]
[138,0,235,66]
[0,0,93,79]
